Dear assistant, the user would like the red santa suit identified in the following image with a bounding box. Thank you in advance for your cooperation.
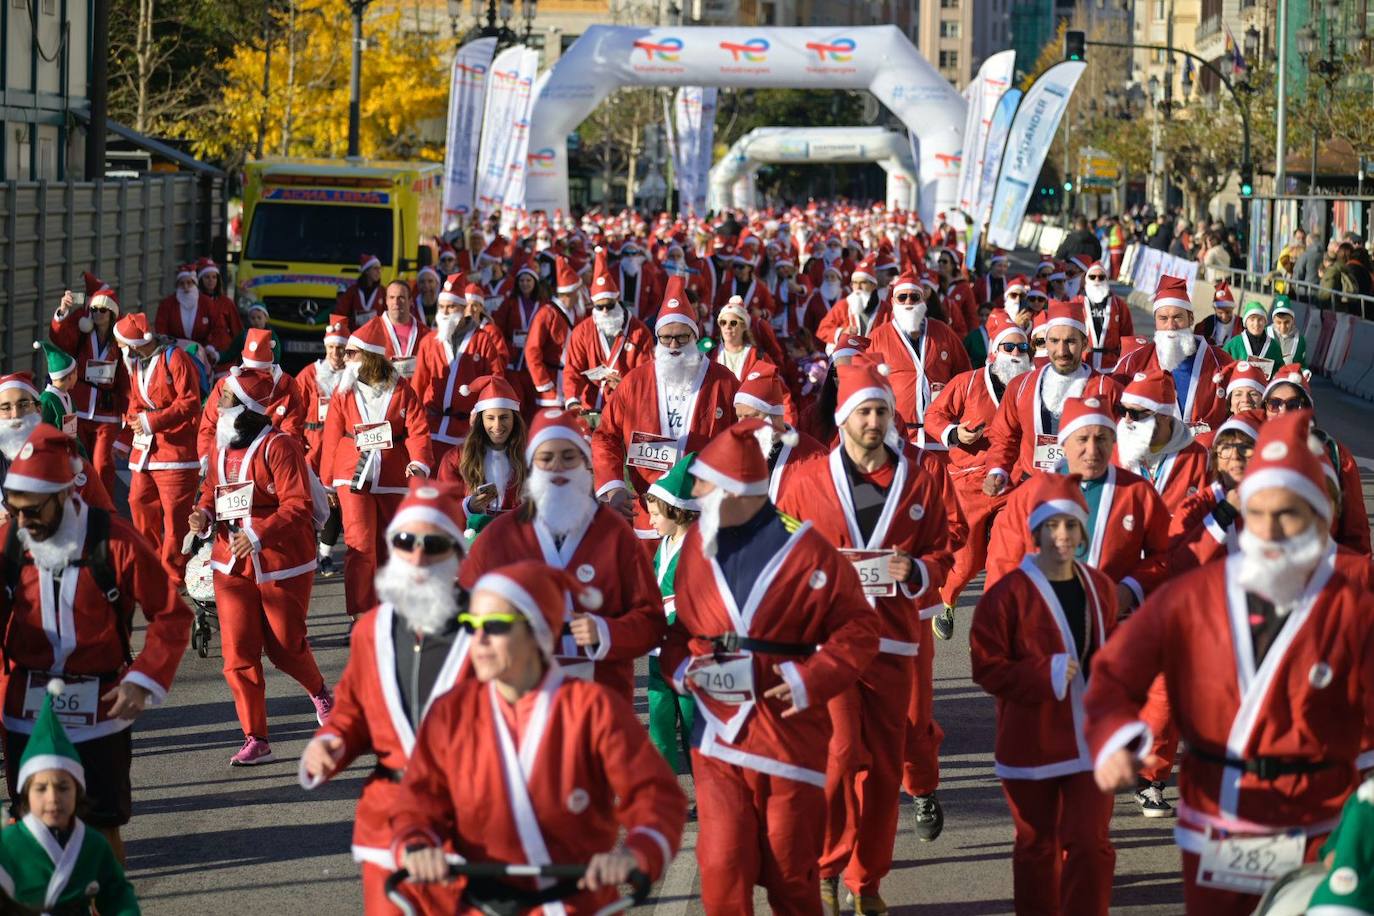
[196,357,307,462]
[1111,338,1232,436]
[118,316,204,585]
[939,277,979,338]
[154,281,231,356]
[713,271,776,317]
[414,320,508,464]
[984,365,1120,485]
[791,284,841,340]
[357,312,429,383]
[525,301,580,408]
[971,546,1119,916]
[816,290,892,350]
[1076,288,1135,372]
[866,315,971,447]
[562,312,654,412]
[197,394,324,742]
[296,361,345,475]
[337,256,386,328]
[617,259,665,324]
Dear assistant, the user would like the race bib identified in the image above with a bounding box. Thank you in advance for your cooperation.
[317,397,330,422]
[583,366,614,382]
[84,360,116,385]
[1247,356,1275,378]
[840,548,897,597]
[1197,829,1306,895]
[628,431,679,472]
[214,481,254,521]
[392,356,417,379]
[131,431,153,454]
[24,672,99,728]
[354,421,393,451]
[1033,434,1065,472]
[1189,421,1212,437]
[61,414,78,438]
[554,656,595,681]
[686,653,755,705]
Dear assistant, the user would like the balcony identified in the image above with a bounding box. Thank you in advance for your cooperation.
[1194,13,1228,59]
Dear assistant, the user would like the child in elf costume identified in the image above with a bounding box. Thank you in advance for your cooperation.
[0,681,139,914]
[644,453,699,775]
[32,340,80,439]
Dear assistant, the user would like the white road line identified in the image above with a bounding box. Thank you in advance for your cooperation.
[1355,456,1374,473]
[650,829,697,916]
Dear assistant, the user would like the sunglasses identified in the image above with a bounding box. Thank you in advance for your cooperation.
[1005,292,1023,299]
[1086,274,1106,281]
[1,492,59,520]
[389,532,458,556]
[457,612,523,636]
[592,303,618,312]
[1265,396,1307,412]
[895,293,922,303]
[718,319,743,328]
[1122,407,1155,422]
[998,341,1030,354]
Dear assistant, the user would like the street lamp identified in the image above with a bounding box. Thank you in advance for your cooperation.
[347,0,372,159]
[1244,24,1259,58]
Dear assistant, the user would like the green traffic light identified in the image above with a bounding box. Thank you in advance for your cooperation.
[1063,181,1073,191]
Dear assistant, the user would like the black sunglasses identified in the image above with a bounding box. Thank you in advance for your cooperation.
[1122,407,1155,422]
[389,532,458,556]
[1265,396,1307,412]
[998,341,1030,354]
[1,492,59,520]
[894,293,921,303]
[592,303,619,311]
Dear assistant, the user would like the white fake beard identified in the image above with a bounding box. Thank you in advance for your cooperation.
[17,498,81,571]
[526,466,597,539]
[821,280,841,300]
[893,302,927,336]
[1115,416,1156,467]
[435,311,461,341]
[622,257,642,277]
[216,405,245,449]
[336,362,359,393]
[0,414,40,461]
[315,359,341,396]
[1236,525,1328,609]
[1040,368,1086,416]
[376,554,461,636]
[655,342,701,389]
[990,351,1032,386]
[1155,329,1198,372]
[1084,280,1109,302]
[696,487,728,558]
[593,307,625,339]
[176,288,199,310]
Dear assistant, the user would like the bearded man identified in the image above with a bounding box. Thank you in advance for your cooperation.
[1074,261,1135,371]
[564,249,655,413]
[153,263,229,361]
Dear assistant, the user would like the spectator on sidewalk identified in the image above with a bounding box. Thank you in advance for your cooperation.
[1201,231,1232,283]
[1276,228,1308,275]
[1345,244,1373,296]
[1319,241,1359,313]
[1293,232,1327,291]
[1055,216,1103,263]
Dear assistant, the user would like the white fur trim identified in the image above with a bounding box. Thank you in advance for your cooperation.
[524,425,592,463]
[1238,466,1333,521]
[386,506,467,550]
[16,754,85,793]
[777,660,810,712]
[733,391,784,416]
[345,334,386,356]
[833,386,892,427]
[226,375,268,415]
[1028,498,1089,531]
[1056,411,1115,445]
[471,573,556,658]
[2,472,74,494]
[474,396,520,414]
[689,457,769,497]
[1152,296,1192,312]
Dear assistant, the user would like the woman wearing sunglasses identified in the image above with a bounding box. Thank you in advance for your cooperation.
[437,375,528,534]
[708,297,775,382]
[393,560,687,911]
[1158,412,1263,576]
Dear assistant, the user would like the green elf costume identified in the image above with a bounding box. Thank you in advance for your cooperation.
[0,680,139,914]
[645,453,699,775]
[1269,295,1310,368]
[32,340,79,439]
[1224,301,1285,379]
[1307,777,1374,915]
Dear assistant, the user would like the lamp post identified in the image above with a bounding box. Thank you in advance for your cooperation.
[348,0,371,159]
[461,0,535,48]
[1275,0,1289,193]
[1299,0,1345,194]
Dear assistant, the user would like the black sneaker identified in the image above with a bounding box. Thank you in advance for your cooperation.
[913,793,944,841]
[1135,782,1174,818]
[317,554,337,578]
[932,605,955,641]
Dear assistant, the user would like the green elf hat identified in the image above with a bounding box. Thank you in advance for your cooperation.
[1271,295,1295,319]
[32,340,77,380]
[647,452,701,512]
[17,679,85,792]
[1240,300,1269,321]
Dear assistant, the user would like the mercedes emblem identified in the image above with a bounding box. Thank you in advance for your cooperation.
[298,299,320,320]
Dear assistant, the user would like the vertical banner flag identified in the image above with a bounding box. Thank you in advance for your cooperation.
[954,81,981,227]
[671,87,718,215]
[475,45,532,220]
[986,61,1086,250]
[663,92,680,210]
[955,50,1016,228]
[692,88,718,215]
[499,48,542,233]
[967,86,1022,259]
[441,37,497,230]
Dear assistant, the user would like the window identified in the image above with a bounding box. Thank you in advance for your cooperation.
[940,19,960,37]
[939,50,959,69]
[941,0,959,8]
[1154,0,1165,17]
[245,203,394,266]
[43,0,55,13]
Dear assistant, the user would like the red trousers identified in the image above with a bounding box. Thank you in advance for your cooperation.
[338,488,403,619]
[215,568,324,739]
[1180,836,1322,916]
[821,652,912,896]
[76,418,119,498]
[360,861,461,916]
[129,467,199,585]
[902,631,943,797]
[693,750,825,915]
[1140,675,1178,783]
[941,484,1006,606]
[1001,772,1115,915]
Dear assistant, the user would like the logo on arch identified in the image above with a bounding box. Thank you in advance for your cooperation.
[633,36,683,61]
[528,148,557,170]
[804,37,855,62]
[719,37,770,63]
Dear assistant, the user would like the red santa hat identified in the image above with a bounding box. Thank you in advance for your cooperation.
[460,375,520,414]
[324,313,351,347]
[83,272,119,314]
[346,319,388,356]
[876,245,899,272]
[850,254,879,285]
[1223,360,1268,397]
[471,560,603,661]
[226,366,277,415]
[386,478,469,550]
[525,407,592,464]
[113,313,153,348]
[1043,300,1087,335]
[1066,255,1092,275]
[1119,335,1150,360]
[891,271,921,296]
[987,311,1028,355]
[464,282,486,304]
[734,367,789,417]
[196,257,220,280]
[590,247,620,303]
[656,278,698,337]
[438,272,467,307]
[416,265,440,285]
[834,359,893,427]
[989,250,1009,264]
[1026,280,1050,303]
[1056,396,1116,446]
[1238,409,1332,522]
[1215,408,1265,444]
[0,373,39,401]
[1005,274,1030,294]
[1263,363,1312,401]
[1120,369,1182,420]
[719,296,749,325]
[240,328,275,369]
[1213,280,1236,308]
[1152,274,1192,313]
[358,253,381,274]
[832,333,871,361]
[555,255,581,294]
[691,419,772,497]
[3,424,81,494]
[175,263,196,283]
[1026,472,1090,532]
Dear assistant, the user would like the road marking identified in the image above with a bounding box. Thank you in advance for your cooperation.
[1355,456,1374,473]
[650,829,697,916]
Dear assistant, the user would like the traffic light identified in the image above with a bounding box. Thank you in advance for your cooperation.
[1063,180,1073,192]
[1064,30,1086,62]
[1240,163,1254,198]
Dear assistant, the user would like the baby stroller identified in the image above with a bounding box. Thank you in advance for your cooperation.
[181,531,218,658]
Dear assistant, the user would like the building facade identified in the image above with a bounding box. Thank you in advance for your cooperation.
[2,0,92,180]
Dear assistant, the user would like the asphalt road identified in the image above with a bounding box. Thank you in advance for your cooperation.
[98,292,1374,915]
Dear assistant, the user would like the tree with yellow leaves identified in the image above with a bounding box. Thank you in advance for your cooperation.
[182,0,449,168]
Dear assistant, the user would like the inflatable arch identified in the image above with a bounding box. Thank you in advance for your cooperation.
[523,25,966,224]
[707,127,918,212]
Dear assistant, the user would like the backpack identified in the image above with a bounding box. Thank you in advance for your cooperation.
[163,344,213,399]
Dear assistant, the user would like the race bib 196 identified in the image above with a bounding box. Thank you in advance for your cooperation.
[628,431,679,472]
[686,653,755,705]
[1033,434,1065,472]
[840,548,897,597]
[214,481,254,521]
[1196,829,1306,895]
[354,422,394,452]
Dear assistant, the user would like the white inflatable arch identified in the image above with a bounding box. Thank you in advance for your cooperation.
[523,25,965,223]
[708,127,917,212]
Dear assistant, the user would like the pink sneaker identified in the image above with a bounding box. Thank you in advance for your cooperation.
[229,736,275,767]
[310,685,334,726]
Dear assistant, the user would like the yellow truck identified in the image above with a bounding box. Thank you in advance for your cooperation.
[235,158,443,369]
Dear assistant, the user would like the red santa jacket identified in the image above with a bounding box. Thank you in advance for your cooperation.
[336,281,384,329]
[971,557,1118,780]
[866,319,971,445]
[984,366,1122,484]
[524,302,579,407]
[778,443,953,651]
[204,292,243,343]
[1328,436,1372,556]
[713,276,776,317]
[925,365,1014,488]
[592,359,740,538]
[197,427,316,583]
[47,315,128,424]
[1084,545,1374,848]
[460,506,666,703]
[301,603,471,868]
[195,370,306,461]
[940,279,978,338]
[985,467,1172,602]
[708,344,775,385]
[0,497,191,742]
[390,670,686,903]
[1111,338,1233,435]
[660,520,880,787]
[788,288,839,341]
[766,428,826,504]
[1114,432,1211,513]
[816,292,892,348]
[154,293,231,354]
[124,345,204,471]
[563,314,655,411]
[321,378,434,493]
[358,313,430,381]
[1076,292,1135,372]
[619,263,666,324]
[492,293,545,367]
[295,360,344,473]
[415,325,508,450]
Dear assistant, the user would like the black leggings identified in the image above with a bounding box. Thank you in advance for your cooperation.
[319,503,342,547]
